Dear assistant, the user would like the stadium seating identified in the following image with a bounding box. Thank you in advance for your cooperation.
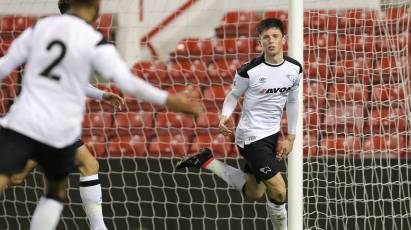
[191,133,234,157]
[148,134,190,157]
[82,112,113,136]
[323,104,364,134]
[132,60,168,86]
[364,134,406,157]
[171,37,213,61]
[82,135,106,157]
[320,135,362,157]
[215,11,259,38]
[113,111,154,136]
[168,60,207,84]
[107,134,147,157]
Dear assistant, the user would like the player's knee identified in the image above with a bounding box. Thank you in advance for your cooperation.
[79,157,99,176]
[267,184,286,203]
[46,179,67,201]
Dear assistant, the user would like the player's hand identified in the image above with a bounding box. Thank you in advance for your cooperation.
[102,92,124,110]
[9,172,27,186]
[277,134,296,159]
[165,92,204,118]
[219,115,232,136]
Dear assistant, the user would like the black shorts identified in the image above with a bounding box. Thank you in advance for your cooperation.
[0,128,78,181]
[238,132,280,183]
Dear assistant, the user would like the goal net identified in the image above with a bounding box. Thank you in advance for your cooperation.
[0,0,410,229]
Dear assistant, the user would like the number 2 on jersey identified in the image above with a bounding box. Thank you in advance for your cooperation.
[40,40,66,81]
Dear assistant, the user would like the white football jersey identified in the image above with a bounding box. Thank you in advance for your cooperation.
[230,56,302,146]
[0,14,168,148]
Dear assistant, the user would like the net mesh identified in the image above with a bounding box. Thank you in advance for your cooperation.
[0,0,410,229]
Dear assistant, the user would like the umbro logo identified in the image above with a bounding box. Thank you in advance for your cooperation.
[259,166,272,174]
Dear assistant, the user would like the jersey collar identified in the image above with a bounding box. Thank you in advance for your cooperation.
[263,55,285,67]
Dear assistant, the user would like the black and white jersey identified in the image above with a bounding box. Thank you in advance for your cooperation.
[0,14,168,148]
[222,55,302,147]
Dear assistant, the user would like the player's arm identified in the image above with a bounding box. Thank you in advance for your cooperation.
[219,74,249,135]
[279,72,302,158]
[86,84,124,110]
[9,160,38,186]
[91,42,202,117]
[0,28,32,80]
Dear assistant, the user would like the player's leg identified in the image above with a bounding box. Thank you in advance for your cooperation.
[242,172,266,201]
[239,133,287,230]
[264,172,287,230]
[9,159,38,186]
[29,140,77,230]
[30,177,67,230]
[75,142,107,230]
[0,128,34,192]
[176,148,248,191]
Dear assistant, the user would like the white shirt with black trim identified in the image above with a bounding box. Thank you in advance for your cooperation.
[222,55,302,147]
[0,14,168,148]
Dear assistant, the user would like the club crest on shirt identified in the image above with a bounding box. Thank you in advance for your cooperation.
[286,74,297,83]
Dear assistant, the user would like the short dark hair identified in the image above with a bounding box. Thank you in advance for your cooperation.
[58,0,70,14]
[257,18,285,36]
[69,0,100,8]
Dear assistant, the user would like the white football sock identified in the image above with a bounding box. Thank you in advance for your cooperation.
[80,174,107,230]
[203,158,247,191]
[30,196,63,230]
[266,199,287,230]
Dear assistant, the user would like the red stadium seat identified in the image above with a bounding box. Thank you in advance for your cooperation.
[82,112,112,136]
[207,59,241,83]
[263,11,288,25]
[303,82,326,109]
[333,57,372,83]
[131,60,168,86]
[304,107,322,131]
[149,134,190,157]
[13,16,36,31]
[191,133,234,157]
[203,84,232,109]
[196,110,236,134]
[304,134,319,157]
[172,37,212,60]
[166,85,202,100]
[94,14,113,41]
[304,9,337,31]
[0,16,14,31]
[113,111,154,136]
[107,134,147,157]
[328,83,369,103]
[371,83,405,102]
[214,37,256,60]
[81,135,106,157]
[324,104,364,134]
[337,34,374,54]
[364,134,406,157]
[215,11,259,38]
[375,35,407,52]
[168,60,207,84]
[304,33,336,59]
[156,111,195,135]
[374,57,406,83]
[384,7,408,34]
[304,56,332,80]
[320,135,362,157]
[368,107,407,133]
[338,9,377,34]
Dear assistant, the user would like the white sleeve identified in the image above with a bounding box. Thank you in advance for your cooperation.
[0,28,32,80]
[85,84,104,100]
[286,72,302,134]
[91,44,168,105]
[221,74,249,117]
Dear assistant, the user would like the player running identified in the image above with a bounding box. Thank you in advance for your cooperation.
[176,18,301,230]
[0,0,203,229]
